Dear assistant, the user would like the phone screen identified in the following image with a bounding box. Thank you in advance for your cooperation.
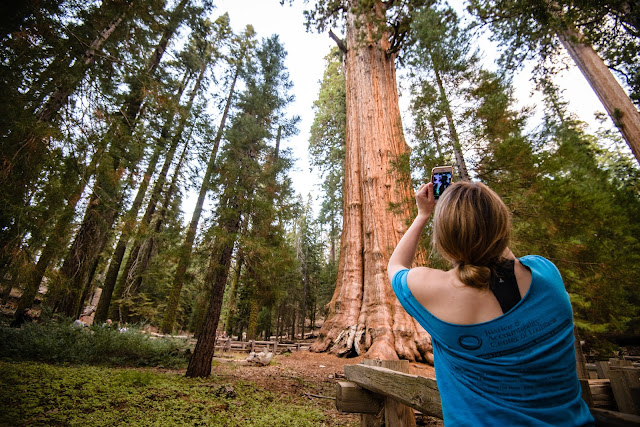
[432,171,452,200]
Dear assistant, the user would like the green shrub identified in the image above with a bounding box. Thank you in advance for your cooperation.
[0,322,189,368]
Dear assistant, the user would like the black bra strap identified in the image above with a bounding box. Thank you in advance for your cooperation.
[489,259,522,314]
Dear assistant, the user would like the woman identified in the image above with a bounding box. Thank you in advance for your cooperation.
[388,181,594,426]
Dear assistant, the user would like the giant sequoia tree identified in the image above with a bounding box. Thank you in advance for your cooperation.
[302,0,433,362]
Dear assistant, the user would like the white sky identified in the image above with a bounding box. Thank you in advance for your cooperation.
[213,0,333,206]
[199,0,612,217]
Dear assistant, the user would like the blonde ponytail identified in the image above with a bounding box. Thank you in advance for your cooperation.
[432,181,511,289]
[456,262,492,289]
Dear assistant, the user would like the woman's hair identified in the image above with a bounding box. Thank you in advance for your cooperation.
[432,181,511,289]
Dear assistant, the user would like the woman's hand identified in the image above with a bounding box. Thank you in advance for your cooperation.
[416,182,436,220]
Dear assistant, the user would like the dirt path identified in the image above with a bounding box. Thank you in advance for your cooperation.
[210,350,440,426]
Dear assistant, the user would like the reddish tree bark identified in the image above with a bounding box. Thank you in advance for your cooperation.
[311,2,432,362]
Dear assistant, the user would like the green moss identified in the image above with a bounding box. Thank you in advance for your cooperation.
[0,361,336,426]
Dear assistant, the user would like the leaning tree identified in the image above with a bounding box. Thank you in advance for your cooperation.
[301,0,434,362]
[468,0,640,164]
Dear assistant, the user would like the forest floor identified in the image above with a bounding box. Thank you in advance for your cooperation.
[208,349,443,426]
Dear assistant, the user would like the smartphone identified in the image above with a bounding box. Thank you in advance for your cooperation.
[431,166,453,200]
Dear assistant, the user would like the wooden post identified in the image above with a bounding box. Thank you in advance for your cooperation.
[273,340,278,354]
[608,368,640,415]
[250,340,255,352]
[575,327,589,380]
[589,379,616,410]
[360,360,417,427]
[610,359,634,368]
[580,379,594,407]
[574,327,594,407]
[597,361,612,380]
[336,381,384,414]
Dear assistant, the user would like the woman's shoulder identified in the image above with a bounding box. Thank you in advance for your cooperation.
[407,266,450,282]
[520,254,554,266]
[519,255,561,277]
[406,267,454,299]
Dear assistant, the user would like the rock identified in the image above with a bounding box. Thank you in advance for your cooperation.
[246,350,273,366]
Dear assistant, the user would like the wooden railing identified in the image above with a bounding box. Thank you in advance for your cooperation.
[213,338,310,354]
[337,359,640,427]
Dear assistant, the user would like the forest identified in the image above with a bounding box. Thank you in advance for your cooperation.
[1,0,639,388]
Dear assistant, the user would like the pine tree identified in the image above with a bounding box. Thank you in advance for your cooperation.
[96,16,234,324]
[532,82,640,334]
[187,35,297,377]
[48,0,192,318]
[409,4,479,179]
[308,48,346,266]
[161,23,255,334]
[93,72,191,324]
[0,0,158,277]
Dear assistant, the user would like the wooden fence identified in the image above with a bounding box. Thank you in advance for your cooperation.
[213,338,310,354]
[337,358,640,426]
[582,358,640,418]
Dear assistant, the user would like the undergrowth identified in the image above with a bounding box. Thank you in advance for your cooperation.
[0,361,331,426]
[0,322,188,368]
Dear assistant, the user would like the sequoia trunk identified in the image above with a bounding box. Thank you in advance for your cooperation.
[311,2,432,362]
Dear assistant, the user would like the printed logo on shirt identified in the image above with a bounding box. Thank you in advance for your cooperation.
[478,318,571,358]
[458,335,483,350]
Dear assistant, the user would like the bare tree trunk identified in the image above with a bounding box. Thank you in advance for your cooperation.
[311,2,432,362]
[186,206,241,378]
[432,60,469,180]
[558,28,640,164]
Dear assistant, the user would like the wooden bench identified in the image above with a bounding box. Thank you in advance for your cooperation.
[337,359,640,426]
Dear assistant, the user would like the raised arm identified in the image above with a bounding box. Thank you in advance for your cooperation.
[387,182,436,282]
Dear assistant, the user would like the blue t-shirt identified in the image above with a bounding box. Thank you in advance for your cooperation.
[392,255,594,426]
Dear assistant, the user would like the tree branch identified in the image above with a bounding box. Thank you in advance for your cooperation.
[329,29,347,54]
